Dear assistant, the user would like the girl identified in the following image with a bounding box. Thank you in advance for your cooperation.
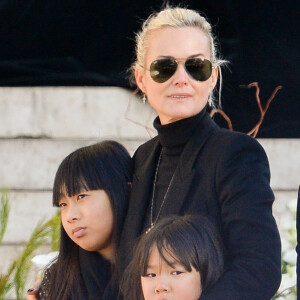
[28,140,132,300]
[118,5,281,299]
[121,215,224,300]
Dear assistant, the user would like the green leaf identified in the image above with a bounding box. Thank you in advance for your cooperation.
[0,190,10,244]
[0,191,61,300]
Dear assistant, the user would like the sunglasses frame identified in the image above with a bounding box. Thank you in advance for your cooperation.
[149,57,213,83]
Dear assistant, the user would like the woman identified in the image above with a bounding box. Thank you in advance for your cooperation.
[121,214,224,300]
[28,141,132,299]
[118,6,281,299]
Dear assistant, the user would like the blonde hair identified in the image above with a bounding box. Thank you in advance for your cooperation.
[130,6,228,107]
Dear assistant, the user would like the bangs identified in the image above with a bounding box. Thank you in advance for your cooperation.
[156,240,192,272]
[140,225,199,276]
[53,148,106,206]
[53,177,91,206]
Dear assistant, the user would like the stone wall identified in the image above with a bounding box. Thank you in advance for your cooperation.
[0,87,299,298]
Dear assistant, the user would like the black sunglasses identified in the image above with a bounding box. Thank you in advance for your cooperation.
[149,57,213,83]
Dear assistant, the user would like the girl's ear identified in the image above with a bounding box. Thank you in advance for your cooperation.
[135,67,146,93]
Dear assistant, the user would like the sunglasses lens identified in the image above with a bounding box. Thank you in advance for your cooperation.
[185,58,212,81]
[150,59,177,83]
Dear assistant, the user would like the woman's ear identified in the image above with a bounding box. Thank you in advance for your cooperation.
[210,66,219,91]
[135,67,146,93]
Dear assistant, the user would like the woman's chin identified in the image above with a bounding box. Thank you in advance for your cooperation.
[159,110,201,124]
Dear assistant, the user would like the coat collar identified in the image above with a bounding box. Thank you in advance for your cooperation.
[135,112,219,217]
[161,112,219,216]
[135,112,219,181]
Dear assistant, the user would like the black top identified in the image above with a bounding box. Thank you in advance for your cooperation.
[39,249,112,300]
[79,249,112,300]
[145,109,206,229]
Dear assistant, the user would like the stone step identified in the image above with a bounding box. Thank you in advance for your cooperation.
[2,191,55,244]
[259,139,300,190]
[0,139,143,190]
[0,87,156,139]
[0,139,299,190]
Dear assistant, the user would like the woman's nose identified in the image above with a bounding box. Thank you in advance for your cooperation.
[172,62,188,86]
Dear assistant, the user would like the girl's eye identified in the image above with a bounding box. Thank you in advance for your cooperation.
[171,271,183,275]
[77,194,87,200]
[144,273,156,278]
[58,203,66,208]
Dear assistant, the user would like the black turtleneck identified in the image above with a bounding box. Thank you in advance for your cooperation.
[144,108,207,230]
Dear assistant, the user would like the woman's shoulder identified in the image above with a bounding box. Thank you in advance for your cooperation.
[192,127,269,169]
[133,136,159,159]
[204,129,271,173]
[210,128,265,151]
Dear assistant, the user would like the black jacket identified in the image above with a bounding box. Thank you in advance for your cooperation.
[119,112,281,300]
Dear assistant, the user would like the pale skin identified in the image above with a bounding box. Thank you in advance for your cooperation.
[141,246,202,300]
[27,189,115,299]
[135,26,218,125]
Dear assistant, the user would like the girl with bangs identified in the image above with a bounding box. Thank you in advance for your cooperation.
[121,215,224,300]
[28,140,132,300]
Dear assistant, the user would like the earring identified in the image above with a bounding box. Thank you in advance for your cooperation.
[142,94,147,104]
[208,96,213,107]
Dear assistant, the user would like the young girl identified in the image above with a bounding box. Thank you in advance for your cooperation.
[121,215,224,300]
[28,140,132,300]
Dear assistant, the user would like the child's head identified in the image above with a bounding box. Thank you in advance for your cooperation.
[122,215,224,300]
[53,141,132,259]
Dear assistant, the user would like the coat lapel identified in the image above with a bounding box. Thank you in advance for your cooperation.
[161,113,219,216]
[119,138,161,262]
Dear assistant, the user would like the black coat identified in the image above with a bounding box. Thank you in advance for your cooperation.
[119,112,281,300]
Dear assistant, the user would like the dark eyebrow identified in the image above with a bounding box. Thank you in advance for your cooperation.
[146,264,154,269]
[188,53,205,58]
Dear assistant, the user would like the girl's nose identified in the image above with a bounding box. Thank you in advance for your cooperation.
[155,279,170,294]
[66,203,80,222]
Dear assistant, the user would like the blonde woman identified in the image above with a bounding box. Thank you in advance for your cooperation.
[118,6,281,299]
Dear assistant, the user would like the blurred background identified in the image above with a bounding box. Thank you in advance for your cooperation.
[0,0,299,137]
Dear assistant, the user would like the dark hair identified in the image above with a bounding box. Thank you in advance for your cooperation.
[45,141,132,300]
[121,215,224,300]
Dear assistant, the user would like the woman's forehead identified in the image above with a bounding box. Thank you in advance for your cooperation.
[145,27,210,62]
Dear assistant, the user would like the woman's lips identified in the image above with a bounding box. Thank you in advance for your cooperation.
[168,93,192,101]
[72,227,86,238]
